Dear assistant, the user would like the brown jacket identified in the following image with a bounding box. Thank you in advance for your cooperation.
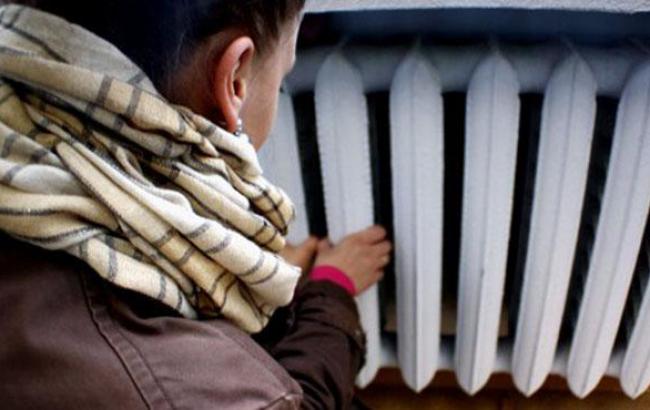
[0,234,367,409]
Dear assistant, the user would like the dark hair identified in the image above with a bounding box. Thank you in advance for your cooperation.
[5,0,305,90]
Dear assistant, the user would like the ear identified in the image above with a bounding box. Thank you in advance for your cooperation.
[211,36,256,134]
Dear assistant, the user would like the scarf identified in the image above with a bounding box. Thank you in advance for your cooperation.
[0,5,301,333]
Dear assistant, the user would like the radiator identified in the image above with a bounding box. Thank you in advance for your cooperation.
[258,0,650,399]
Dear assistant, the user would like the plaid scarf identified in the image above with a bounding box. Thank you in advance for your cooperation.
[0,5,300,333]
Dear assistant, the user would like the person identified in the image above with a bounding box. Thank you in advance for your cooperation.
[0,0,394,409]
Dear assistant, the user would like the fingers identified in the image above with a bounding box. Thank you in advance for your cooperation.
[296,237,319,258]
[283,236,318,254]
[305,235,320,246]
[317,238,332,252]
[372,254,390,270]
[356,225,387,243]
[367,240,392,269]
[370,240,392,257]
[288,237,318,255]
[298,236,319,251]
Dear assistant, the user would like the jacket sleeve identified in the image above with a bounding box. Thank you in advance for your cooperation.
[254,279,367,410]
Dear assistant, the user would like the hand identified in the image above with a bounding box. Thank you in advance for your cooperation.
[279,236,320,274]
[313,225,392,295]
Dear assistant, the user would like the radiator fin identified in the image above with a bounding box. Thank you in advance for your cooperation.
[314,51,382,386]
[456,50,520,394]
[390,46,444,391]
[620,228,650,398]
[512,54,597,396]
[567,61,650,398]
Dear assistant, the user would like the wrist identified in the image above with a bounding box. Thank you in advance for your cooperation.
[310,265,357,296]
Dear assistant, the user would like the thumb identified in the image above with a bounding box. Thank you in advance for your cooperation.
[296,236,319,256]
[303,236,320,251]
[317,238,332,252]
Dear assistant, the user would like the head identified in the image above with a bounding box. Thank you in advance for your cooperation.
[6,0,306,150]
[164,1,305,150]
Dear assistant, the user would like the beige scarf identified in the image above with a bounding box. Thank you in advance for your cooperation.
[0,5,301,333]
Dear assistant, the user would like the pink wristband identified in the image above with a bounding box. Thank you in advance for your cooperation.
[310,265,357,296]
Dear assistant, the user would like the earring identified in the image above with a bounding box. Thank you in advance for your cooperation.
[234,118,244,137]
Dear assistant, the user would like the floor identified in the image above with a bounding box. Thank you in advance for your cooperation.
[356,371,648,409]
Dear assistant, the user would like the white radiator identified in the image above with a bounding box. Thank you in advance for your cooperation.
[258,1,650,399]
